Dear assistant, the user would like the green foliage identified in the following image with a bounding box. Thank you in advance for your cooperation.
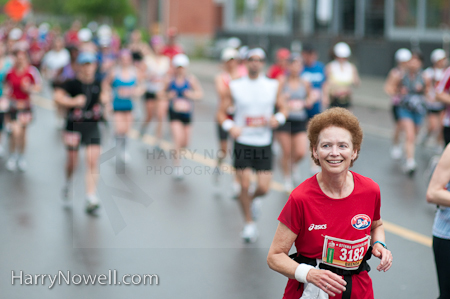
[64,0,135,23]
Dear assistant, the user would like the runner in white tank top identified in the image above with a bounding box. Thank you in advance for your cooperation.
[217,48,287,243]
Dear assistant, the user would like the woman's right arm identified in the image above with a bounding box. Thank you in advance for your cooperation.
[427,145,450,207]
[267,222,347,297]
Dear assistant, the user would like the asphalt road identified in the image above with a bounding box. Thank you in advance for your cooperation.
[0,73,441,299]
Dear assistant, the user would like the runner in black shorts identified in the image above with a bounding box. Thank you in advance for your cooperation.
[275,54,312,191]
[54,52,108,215]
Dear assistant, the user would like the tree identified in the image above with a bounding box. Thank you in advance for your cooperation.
[64,0,135,23]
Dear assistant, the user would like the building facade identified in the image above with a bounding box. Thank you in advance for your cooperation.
[218,0,450,75]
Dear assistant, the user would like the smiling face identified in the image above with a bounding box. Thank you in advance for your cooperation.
[313,126,357,174]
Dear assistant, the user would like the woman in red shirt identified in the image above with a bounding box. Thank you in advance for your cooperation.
[267,108,392,299]
[4,46,40,172]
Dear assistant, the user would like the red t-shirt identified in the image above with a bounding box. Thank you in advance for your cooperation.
[278,171,381,299]
[161,44,183,60]
[267,64,286,79]
[5,67,35,101]
[436,67,450,127]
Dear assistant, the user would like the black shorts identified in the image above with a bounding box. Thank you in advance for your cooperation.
[276,120,307,134]
[66,122,101,150]
[233,142,273,171]
[427,108,444,115]
[217,122,228,141]
[168,109,191,125]
[9,108,33,122]
[392,105,400,122]
[330,96,351,109]
[144,91,157,101]
[444,126,450,146]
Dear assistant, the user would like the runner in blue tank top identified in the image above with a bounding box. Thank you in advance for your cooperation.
[160,54,203,179]
[103,49,144,163]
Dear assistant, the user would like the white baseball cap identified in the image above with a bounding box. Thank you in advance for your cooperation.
[97,24,112,38]
[395,48,412,62]
[431,49,446,63]
[172,53,190,68]
[227,37,241,49]
[246,48,266,60]
[334,42,351,58]
[78,28,93,42]
[221,47,239,61]
[9,28,22,41]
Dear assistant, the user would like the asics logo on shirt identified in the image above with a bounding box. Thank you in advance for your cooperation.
[308,224,327,231]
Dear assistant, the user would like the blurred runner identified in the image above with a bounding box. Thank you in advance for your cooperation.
[0,42,14,158]
[64,20,81,47]
[267,48,290,82]
[161,27,183,60]
[54,52,108,214]
[103,49,144,162]
[140,36,170,140]
[276,54,312,191]
[326,42,360,109]
[396,52,429,176]
[384,48,412,160]
[217,48,287,243]
[214,47,244,184]
[4,42,41,171]
[422,49,447,150]
[160,53,203,179]
[436,59,450,146]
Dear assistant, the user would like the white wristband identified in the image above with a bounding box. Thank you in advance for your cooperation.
[222,119,235,132]
[294,264,314,283]
[274,112,286,125]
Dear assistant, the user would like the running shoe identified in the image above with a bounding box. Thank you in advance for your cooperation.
[5,156,17,172]
[241,222,258,243]
[284,177,294,192]
[403,159,416,177]
[173,166,183,180]
[17,157,27,172]
[251,197,263,221]
[85,195,100,215]
[390,145,402,160]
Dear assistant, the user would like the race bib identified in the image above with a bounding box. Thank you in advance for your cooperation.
[173,98,192,113]
[288,99,305,111]
[0,97,9,112]
[64,131,81,148]
[322,235,371,270]
[245,116,267,127]
[18,111,32,124]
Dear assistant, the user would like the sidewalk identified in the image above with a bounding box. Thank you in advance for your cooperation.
[190,59,390,110]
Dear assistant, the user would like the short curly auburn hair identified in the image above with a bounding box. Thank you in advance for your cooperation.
[307,107,363,167]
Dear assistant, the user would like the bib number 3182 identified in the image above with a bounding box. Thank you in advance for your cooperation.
[322,235,370,270]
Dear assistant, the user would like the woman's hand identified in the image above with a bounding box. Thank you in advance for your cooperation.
[372,243,393,272]
[306,268,347,297]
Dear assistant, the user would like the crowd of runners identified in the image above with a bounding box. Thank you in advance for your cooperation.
[0,18,449,299]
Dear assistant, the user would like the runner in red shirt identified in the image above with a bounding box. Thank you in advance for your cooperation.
[161,27,183,60]
[267,108,392,299]
[4,46,41,172]
[267,48,290,81]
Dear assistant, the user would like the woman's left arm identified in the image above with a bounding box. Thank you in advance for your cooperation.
[370,219,393,272]
[185,75,203,100]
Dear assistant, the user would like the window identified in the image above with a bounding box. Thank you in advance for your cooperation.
[426,0,450,29]
[394,0,417,27]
